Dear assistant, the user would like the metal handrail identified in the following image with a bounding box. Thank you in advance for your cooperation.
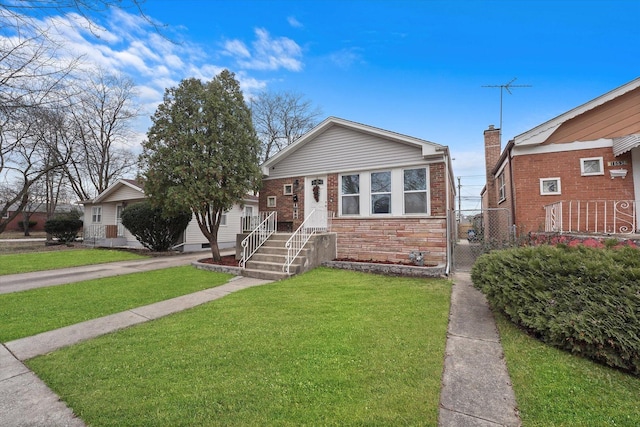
[240,211,277,268]
[283,209,330,274]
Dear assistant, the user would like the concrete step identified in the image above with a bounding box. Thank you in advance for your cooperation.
[245,259,303,273]
[241,268,290,281]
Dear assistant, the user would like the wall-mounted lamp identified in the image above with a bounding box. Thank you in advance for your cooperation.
[610,169,628,179]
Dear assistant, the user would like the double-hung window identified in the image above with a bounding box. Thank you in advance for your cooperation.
[403,168,427,214]
[341,174,360,215]
[371,171,391,214]
[92,206,102,223]
[498,172,506,202]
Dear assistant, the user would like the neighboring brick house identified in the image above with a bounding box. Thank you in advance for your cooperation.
[81,179,258,251]
[482,77,640,237]
[259,117,455,266]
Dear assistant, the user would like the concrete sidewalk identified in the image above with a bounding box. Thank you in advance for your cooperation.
[0,275,272,427]
[0,251,214,294]
[439,272,521,426]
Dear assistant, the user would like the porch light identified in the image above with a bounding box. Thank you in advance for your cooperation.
[609,169,628,179]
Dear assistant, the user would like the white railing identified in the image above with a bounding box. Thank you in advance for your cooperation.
[240,211,277,268]
[544,200,637,234]
[240,212,272,232]
[283,209,331,275]
[84,224,106,239]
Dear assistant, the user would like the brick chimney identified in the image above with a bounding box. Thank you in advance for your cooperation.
[484,125,501,209]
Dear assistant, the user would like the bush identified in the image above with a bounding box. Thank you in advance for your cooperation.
[44,218,83,244]
[471,245,640,375]
[120,201,191,252]
[17,220,37,231]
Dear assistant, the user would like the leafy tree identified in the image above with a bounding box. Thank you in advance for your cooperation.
[141,70,261,261]
[120,201,191,252]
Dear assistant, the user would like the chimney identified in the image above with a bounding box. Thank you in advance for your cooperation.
[484,125,501,209]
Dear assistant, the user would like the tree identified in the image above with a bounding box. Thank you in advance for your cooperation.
[120,201,191,252]
[141,70,262,261]
[63,68,139,200]
[251,90,322,163]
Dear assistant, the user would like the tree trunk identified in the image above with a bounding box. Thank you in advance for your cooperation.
[209,238,221,262]
[22,212,30,236]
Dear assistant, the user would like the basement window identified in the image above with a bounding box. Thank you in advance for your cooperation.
[540,178,561,195]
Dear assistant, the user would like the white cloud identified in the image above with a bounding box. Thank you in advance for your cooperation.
[329,48,364,69]
[287,16,303,28]
[224,28,303,72]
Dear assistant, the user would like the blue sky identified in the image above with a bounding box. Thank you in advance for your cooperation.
[20,0,640,208]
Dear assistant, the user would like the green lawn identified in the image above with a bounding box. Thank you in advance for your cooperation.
[0,266,233,341]
[496,313,640,426]
[0,248,147,275]
[27,268,452,426]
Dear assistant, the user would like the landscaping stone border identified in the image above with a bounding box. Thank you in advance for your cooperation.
[323,260,446,278]
[192,261,243,276]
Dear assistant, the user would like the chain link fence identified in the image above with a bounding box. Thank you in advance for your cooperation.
[449,208,515,272]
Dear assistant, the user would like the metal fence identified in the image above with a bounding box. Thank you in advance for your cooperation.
[450,208,514,272]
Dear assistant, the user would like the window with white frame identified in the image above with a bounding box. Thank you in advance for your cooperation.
[371,171,391,214]
[580,157,604,176]
[283,184,293,195]
[220,210,228,226]
[92,206,102,223]
[540,178,561,195]
[341,174,360,215]
[403,168,428,214]
[267,196,276,208]
[498,172,506,202]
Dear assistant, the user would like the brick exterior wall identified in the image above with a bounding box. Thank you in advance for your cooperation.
[331,217,447,264]
[260,160,451,264]
[484,125,501,209]
[512,147,634,233]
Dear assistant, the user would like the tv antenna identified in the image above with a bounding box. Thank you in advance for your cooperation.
[482,78,531,139]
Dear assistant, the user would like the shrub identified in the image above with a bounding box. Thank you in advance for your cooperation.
[471,245,640,375]
[120,201,191,252]
[44,218,83,244]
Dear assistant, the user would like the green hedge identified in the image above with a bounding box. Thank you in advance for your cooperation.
[471,245,640,375]
[44,218,83,244]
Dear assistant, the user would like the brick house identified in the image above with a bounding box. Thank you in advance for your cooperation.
[482,77,640,237]
[259,117,455,266]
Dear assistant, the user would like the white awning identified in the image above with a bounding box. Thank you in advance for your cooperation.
[613,134,640,156]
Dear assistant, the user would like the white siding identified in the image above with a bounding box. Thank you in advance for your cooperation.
[102,186,144,202]
[184,201,258,248]
[266,126,426,179]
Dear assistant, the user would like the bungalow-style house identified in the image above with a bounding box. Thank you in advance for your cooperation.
[81,179,258,252]
[482,77,640,238]
[256,116,455,268]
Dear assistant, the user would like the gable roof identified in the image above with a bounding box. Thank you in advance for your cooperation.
[513,77,640,147]
[90,179,144,203]
[262,116,446,176]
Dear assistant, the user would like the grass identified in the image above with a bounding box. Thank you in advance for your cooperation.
[0,266,233,341]
[27,268,452,426]
[495,313,640,426]
[0,248,148,275]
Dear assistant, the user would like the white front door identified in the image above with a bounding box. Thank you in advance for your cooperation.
[305,176,328,229]
[633,148,640,231]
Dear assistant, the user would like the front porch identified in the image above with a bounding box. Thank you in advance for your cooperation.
[82,224,130,247]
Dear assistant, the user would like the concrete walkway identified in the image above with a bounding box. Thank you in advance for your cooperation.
[439,272,521,426]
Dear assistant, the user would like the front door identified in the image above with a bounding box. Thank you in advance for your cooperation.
[305,176,327,229]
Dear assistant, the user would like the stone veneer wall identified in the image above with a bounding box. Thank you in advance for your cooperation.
[331,217,447,265]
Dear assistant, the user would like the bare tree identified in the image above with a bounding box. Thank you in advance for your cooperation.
[63,69,139,200]
[0,103,71,233]
[251,91,322,163]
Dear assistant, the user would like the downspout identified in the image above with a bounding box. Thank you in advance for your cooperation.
[437,146,453,275]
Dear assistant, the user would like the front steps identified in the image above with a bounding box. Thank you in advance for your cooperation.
[242,233,309,281]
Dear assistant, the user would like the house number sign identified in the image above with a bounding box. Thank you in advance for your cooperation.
[311,179,324,185]
[608,160,627,166]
